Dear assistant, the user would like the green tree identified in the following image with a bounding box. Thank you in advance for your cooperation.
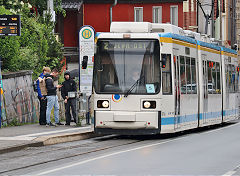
[0,2,64,79]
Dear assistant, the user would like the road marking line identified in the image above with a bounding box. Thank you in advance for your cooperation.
[222,171,236,176]
[16,126,92,138]
[35,138,180,175]
[36,122,240,176]
[222,163,240,176]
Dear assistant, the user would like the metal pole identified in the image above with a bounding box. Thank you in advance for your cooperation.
[0,56,2,128]
[232,0,236,48]
[211,0,215,37]
[220,0,222,45]
[205,15,209,34]
[197,1,199,33]
[110,0,118,24]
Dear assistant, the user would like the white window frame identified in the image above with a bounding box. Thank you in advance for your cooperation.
[152,6,162,23]
[170,5,178,26]
[191,0,194,12]
[134,7,143,22]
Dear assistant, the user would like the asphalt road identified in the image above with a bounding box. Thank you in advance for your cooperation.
[1,121,240,176]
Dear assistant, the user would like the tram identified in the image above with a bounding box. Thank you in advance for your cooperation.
[92,22,239,135]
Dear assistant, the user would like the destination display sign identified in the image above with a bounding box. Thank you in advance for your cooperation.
[100,41,154,52]
[0,15,21,36]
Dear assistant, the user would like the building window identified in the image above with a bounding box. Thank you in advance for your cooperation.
[153,6,162,23]
[170,5,178,26]
[134,7,143,22]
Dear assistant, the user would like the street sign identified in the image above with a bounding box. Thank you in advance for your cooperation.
[79,25,95,96]
[0,15,21,36]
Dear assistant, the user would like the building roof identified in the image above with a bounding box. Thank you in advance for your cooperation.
[62,0,83,10]
[62,0,186,4]
[82,0,186,3]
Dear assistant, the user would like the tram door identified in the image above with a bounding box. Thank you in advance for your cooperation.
[202,56,208,124]
[174,55,181,129]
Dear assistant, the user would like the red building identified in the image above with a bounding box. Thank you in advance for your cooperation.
[56,0,186,70]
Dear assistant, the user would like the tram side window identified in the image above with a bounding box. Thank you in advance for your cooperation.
[180,56,197,94]
[186,57,191,94]
[228,65,232,92]
[235,67,239,92]
[231,65,236,93]
[225,64,238,93]
[216,62,221,94]
[225,64,229,93]
[236,68,239,92]
[211,62,217,94]
[233,65,237,92]
[180,56,186,94]
[162,54,172,94]
[207,61,215,94]
[227,64,235,93]
[191,58,197,94]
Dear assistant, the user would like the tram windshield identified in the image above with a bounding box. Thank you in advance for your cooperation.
[94,39,160,94]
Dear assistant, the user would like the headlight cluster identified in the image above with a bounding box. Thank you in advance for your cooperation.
[143,101,156,109]
[97,100,109,108]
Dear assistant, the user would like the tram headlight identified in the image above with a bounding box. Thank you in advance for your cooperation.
[143,101,151,108]
[102,101,109,108]
[97,100,109,108]
[143,101,156,109]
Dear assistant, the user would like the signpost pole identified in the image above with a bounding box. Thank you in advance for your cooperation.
[0,56,1,128]
[79,25,95,125]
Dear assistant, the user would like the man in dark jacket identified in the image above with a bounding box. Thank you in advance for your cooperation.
[61,70,77,125]
[45,70,63,126]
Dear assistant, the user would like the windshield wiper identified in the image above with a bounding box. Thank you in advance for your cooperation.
[124,76,144,97]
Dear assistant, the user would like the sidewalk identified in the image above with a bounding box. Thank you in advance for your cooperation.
[0,123,95,154]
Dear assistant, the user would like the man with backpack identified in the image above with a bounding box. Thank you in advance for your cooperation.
[36,67,51,125]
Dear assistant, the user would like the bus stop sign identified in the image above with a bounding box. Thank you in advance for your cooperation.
[79,25,95,96]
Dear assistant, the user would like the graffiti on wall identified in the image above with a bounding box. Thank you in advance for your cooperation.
[1,71,39,125]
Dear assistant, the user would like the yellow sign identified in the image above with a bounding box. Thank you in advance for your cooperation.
[82,29,92,39]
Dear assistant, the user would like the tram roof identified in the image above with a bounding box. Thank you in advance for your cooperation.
[220,46,237,55]
[96,32,237,55]
[160,33,236,54]
[197,40,221,51]
[160,33,197,45]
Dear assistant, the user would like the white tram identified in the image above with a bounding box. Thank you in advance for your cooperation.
[92,22,239,135]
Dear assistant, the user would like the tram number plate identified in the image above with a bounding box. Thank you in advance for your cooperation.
[114,114,136,122]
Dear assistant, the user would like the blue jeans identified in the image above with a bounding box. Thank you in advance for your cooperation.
[46,95,59,124]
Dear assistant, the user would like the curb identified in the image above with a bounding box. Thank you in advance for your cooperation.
[0,130,98,155]
[0,141,44,155]
[34,131,96,146]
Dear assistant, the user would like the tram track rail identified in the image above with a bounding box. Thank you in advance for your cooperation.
[0,135,144,175]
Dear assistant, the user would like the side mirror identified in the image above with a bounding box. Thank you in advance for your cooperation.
[82,56,88,69]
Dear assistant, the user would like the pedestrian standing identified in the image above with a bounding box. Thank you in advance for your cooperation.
[45,69,63,126]
[37,67,51,125]
[61,70,77,125]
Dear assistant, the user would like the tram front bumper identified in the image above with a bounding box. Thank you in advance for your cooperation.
[94,111,161,134]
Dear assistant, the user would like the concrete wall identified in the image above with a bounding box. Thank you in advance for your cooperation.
[1,71,39,125]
